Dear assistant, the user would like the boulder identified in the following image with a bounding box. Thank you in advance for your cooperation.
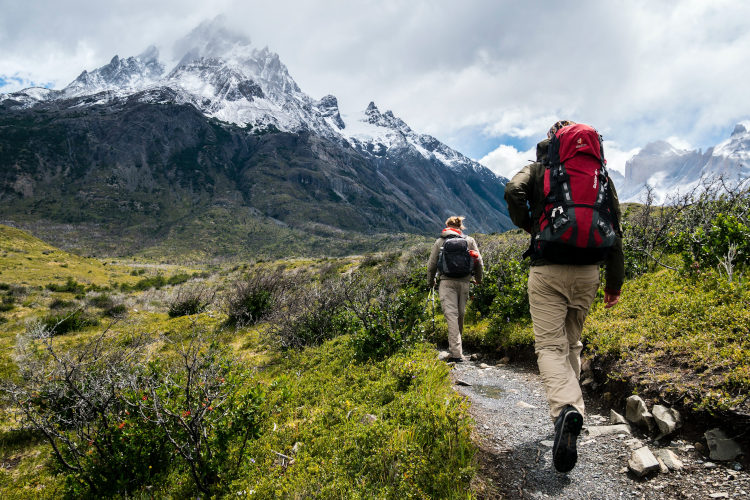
[655,449,684,471]
[652,405,681,436]
[625,395,655,431]
[705,428,743,461]
[610,409,628,425]
[628,446,660,477]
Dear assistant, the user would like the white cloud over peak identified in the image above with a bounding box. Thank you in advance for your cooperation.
[479,144,536,180]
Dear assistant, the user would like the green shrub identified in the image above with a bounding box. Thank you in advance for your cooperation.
[122,274,167,291]
[0,296,14,312]
[168,286,213,318]
[87,293,114,309]
[49,298,75,309]
[166,273,193,286]
[103,304,127,318]
[268,278,355,349]
[4,329,266,497]
[675,212,750,278]
[40,309,99,335]
[348,277,428,361]
[46,277,85,294]
[223,271,290,327]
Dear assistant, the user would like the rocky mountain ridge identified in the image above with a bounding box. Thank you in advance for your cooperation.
[0,19,511,258]
[619,122,750,203]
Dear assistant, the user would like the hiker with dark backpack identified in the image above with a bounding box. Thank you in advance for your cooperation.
[427,216,483,362]
[504,120,625,473]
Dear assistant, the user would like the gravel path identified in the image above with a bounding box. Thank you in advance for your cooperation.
[449,357,750,499]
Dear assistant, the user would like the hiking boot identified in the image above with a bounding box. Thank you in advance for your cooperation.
[446,356,465,363]
[552,405,583,473]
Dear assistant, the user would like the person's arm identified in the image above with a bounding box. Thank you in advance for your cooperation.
[604,179,625,307]
[468,237,483,284]
[426,239,441,287]
[504,164,535,233]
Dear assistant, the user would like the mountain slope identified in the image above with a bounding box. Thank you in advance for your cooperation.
[0,20,511,258]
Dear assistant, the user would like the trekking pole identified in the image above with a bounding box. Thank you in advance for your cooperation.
[429,281,437,333]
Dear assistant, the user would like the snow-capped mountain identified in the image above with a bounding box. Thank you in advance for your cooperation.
[63,46,165,97]
[0,18,511,256]
[0,18,497,184]
[620,123,750,203]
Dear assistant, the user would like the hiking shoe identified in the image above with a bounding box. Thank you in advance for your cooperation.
[552,405,583,473]
[446,356,465,363]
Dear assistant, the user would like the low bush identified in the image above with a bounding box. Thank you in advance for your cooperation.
[168,285,214,318]
[39,308,99,335]
[223,270,292,327]
[49,298,75,309]
[103,303,128,318]
[267,277,354,349]
[0,296,14,312]
[46,277,85,294]
[345,269,430,361]
[87,293,114,309]
[2,327,266,497]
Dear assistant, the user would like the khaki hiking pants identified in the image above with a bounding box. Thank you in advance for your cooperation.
[439,279,470,358]
[528,264,600,419]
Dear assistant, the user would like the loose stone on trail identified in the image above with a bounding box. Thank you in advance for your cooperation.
[625,395,655,432]
[585,424,632,437]
[628,446,660,477]
[652,404,681,436]
[655,449,683,471]
[610,409,628,425]
[705,428,743,461]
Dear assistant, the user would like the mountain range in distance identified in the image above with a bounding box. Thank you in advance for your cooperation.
[0,19,511,259]
[615,122,750,203]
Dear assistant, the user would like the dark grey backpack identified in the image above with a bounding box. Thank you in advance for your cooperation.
[438,235,474,278]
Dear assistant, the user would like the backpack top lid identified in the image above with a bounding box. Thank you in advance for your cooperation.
[555,124,603,165]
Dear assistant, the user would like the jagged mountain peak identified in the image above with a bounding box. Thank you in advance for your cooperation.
[63,47,165,96]
[731,122,748,137]
[363,101,411,133]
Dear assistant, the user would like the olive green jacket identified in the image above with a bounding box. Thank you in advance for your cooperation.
[503,139,625,294]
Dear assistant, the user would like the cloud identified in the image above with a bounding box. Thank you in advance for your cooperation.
[478,144,536,180]
[0,0,748,158]
[478,139,640,181]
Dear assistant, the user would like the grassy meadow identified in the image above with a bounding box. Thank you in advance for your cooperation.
[0,178,747,498]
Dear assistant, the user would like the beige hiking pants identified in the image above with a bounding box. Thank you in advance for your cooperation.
[528,264,600,419]
[439,279,470,358]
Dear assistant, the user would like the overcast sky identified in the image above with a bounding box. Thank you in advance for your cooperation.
[1,0,749,178]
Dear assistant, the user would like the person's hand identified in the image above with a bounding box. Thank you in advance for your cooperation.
[604,291,620,308]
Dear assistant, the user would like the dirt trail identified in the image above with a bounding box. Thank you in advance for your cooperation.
[450,357,750,499]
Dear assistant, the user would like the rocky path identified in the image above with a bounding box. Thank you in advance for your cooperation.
[447,356,750,499]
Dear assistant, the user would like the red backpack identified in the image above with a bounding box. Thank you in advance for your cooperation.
[531,123,619,264]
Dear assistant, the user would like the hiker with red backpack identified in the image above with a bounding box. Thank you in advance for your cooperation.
[427,216,483,362]
[504,120,625,473]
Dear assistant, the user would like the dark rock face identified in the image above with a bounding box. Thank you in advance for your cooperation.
[0,97,511,256]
